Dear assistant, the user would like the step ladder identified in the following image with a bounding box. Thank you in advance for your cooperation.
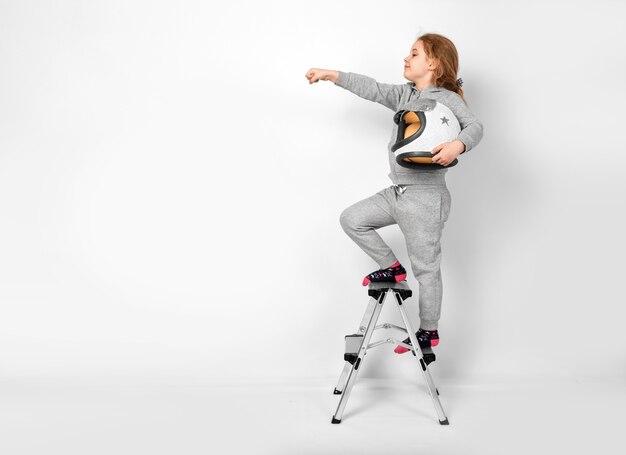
[331,280,449,425]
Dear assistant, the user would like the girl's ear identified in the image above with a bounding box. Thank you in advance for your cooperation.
[425,55,439,71]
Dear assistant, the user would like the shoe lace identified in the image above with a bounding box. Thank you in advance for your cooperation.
[369,269,392,279]
[403,329,437,344]
[368,265,403,279]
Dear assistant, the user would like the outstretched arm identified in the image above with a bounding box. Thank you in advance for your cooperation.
[334,71,407,111]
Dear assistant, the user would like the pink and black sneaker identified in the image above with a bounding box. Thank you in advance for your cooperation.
[362,261,407,286]
[394,328,439,354]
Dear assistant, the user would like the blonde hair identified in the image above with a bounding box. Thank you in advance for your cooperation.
[416,33,467,105]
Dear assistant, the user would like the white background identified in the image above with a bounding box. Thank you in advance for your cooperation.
[3,2,626,454]
[1,0,625,392]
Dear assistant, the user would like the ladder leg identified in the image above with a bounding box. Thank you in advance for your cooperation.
[331,290,387,424]
[333,295,379,394]
[393,290,450,425]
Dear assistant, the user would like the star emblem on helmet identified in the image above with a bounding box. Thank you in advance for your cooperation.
[440,116,449,125]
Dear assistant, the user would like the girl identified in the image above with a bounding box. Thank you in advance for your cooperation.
[305,33,484,354]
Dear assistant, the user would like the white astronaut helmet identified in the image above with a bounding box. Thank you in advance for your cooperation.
[391,98,461,169]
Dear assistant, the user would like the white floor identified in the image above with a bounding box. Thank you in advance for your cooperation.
[0,376,623,454]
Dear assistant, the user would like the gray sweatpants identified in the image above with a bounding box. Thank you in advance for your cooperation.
[339,183,451,330]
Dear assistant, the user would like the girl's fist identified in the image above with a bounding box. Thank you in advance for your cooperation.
[305,68,338,84]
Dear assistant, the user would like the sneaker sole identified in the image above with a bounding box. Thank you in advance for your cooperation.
[362,273,407,286]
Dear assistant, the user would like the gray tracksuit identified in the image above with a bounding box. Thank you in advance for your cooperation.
[335,71,484,330]
[335,70,484,185]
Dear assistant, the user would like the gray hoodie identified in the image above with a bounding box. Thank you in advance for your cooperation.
[335,71,484,185]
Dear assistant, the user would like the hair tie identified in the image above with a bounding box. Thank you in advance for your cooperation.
[456,77,463,88]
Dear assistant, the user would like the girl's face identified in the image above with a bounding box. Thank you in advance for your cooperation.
[404,40,436,82]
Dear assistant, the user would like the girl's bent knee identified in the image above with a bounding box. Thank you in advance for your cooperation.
[339,210,353,232]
